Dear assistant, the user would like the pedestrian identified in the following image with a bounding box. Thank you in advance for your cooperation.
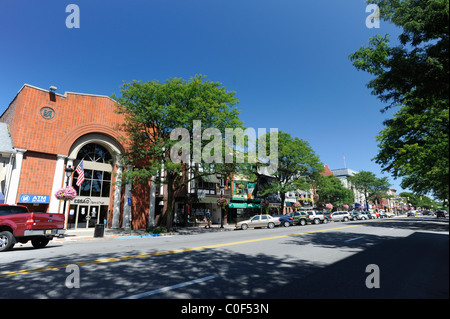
[205,209,211,228]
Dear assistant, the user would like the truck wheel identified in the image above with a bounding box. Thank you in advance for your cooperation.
[31,237,50,249]
[0,231,15,252]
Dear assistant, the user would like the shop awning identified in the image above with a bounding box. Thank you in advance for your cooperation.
[228,202,261,209]
[201,175,220,183]
[228,203,247,209]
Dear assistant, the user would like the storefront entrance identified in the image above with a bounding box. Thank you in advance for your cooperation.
[66,143,114,229]
[67,204,110,229]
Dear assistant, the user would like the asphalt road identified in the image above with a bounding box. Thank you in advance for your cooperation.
[0,217,448,300]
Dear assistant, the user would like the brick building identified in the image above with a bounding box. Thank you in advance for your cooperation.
[0,84,150,230]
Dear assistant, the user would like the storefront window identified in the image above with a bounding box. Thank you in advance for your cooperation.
[72,143,113,198]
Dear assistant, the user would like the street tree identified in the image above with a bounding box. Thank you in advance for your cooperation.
[348,171,391,210]
[114,75,244,229]
[315,174,354,209]
[349,0,449,200]
[258,131,323,212]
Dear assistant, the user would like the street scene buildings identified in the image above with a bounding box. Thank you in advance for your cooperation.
[1,84,403,230]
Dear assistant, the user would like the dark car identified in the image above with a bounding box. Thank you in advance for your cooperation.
[436,211,447,218]
[273,215,294,227]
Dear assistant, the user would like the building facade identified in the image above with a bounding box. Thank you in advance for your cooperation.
[0,84,151,230]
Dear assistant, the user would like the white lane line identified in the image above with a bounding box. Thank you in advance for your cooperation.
[344,235,365,242]
[122,275,217,299]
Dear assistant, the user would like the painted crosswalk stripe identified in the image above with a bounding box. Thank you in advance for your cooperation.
[122,275,217,299]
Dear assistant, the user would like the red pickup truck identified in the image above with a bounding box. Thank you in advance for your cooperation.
[0,204,65,252]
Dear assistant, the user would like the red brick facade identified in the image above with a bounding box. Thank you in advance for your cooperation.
[0,84,150,229]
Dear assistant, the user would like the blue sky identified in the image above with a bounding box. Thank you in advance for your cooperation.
[0,0,405,191]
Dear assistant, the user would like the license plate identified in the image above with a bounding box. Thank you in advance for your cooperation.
[45,229,53,235]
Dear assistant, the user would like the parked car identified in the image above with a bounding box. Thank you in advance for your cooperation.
[369,211,379,219]
[436,210,447,218]
[407,211,415,217]
[287,211,309,226]
[0,204,65,252]
[349,211,361,221]
[306,211,327,224]
[386,212,396,217]
[359,211,374,219]
[273,215,294,227]
[330,211,350,222]
[235,214,281,230]
[379,212,388,218]
[321,211,333,222]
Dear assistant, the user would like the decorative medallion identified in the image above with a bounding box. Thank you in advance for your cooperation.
[40,107,55,120]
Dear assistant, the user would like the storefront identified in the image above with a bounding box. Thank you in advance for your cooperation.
[0,84,149,229]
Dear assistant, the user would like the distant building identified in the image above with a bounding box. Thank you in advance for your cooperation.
[332,168,366,207]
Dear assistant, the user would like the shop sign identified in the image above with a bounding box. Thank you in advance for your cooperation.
[72,197,109,205]
[19,194,50,204]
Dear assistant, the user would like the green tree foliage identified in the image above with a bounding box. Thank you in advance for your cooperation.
[399,192,442,210]
[348,171,391,209]
[349,0,449,200]
[258,131,323,211]
[315,174,354,209]
[114,75,244,229]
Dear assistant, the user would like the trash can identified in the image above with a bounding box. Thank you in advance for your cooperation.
[94,223,105,238]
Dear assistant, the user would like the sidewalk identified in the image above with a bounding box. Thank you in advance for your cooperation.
[55,223,235,242]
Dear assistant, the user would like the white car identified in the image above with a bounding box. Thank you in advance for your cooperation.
[330,211,350,222]
[235,214,281,230]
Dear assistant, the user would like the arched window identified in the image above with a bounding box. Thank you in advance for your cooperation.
[76,143,112,163]
[72,143,113,198]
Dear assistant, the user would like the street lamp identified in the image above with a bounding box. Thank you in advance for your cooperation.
[216,173,225,228]
[62,165,74,229]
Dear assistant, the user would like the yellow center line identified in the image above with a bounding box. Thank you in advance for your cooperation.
[0,224,361,278]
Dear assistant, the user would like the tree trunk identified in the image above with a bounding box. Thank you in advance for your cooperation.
[161,173,176,230]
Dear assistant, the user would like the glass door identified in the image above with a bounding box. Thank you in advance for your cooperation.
[88,205,99,228]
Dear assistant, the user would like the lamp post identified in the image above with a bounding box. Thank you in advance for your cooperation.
[219,184,225,228]
[216,173,225,228]
[62,165,74,229]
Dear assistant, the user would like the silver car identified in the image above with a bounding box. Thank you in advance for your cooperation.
[330,211,350,222]
[235,214,281,230]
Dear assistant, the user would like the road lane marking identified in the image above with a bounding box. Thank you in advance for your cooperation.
[0,224,361,278]
[122,275,217,299]
[344,235,365,242]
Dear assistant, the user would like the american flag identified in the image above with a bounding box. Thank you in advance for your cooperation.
[75,160,85,187]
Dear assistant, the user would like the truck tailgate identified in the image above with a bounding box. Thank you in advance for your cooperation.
[29,213,65,230]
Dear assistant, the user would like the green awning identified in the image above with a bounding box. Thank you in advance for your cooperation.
[228,202,261,209]
[229,203,247,208]
[201,175,220,183]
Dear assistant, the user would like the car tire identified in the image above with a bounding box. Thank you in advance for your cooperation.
[283,221,290,227]
[31,237,50,249]
[268,222,275,229]
[241,224,248,230]
[314,218,320,224]
[323,218,328,224]
[300,219,306,226]
[343,217,349,222]
[0,231,15,252]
